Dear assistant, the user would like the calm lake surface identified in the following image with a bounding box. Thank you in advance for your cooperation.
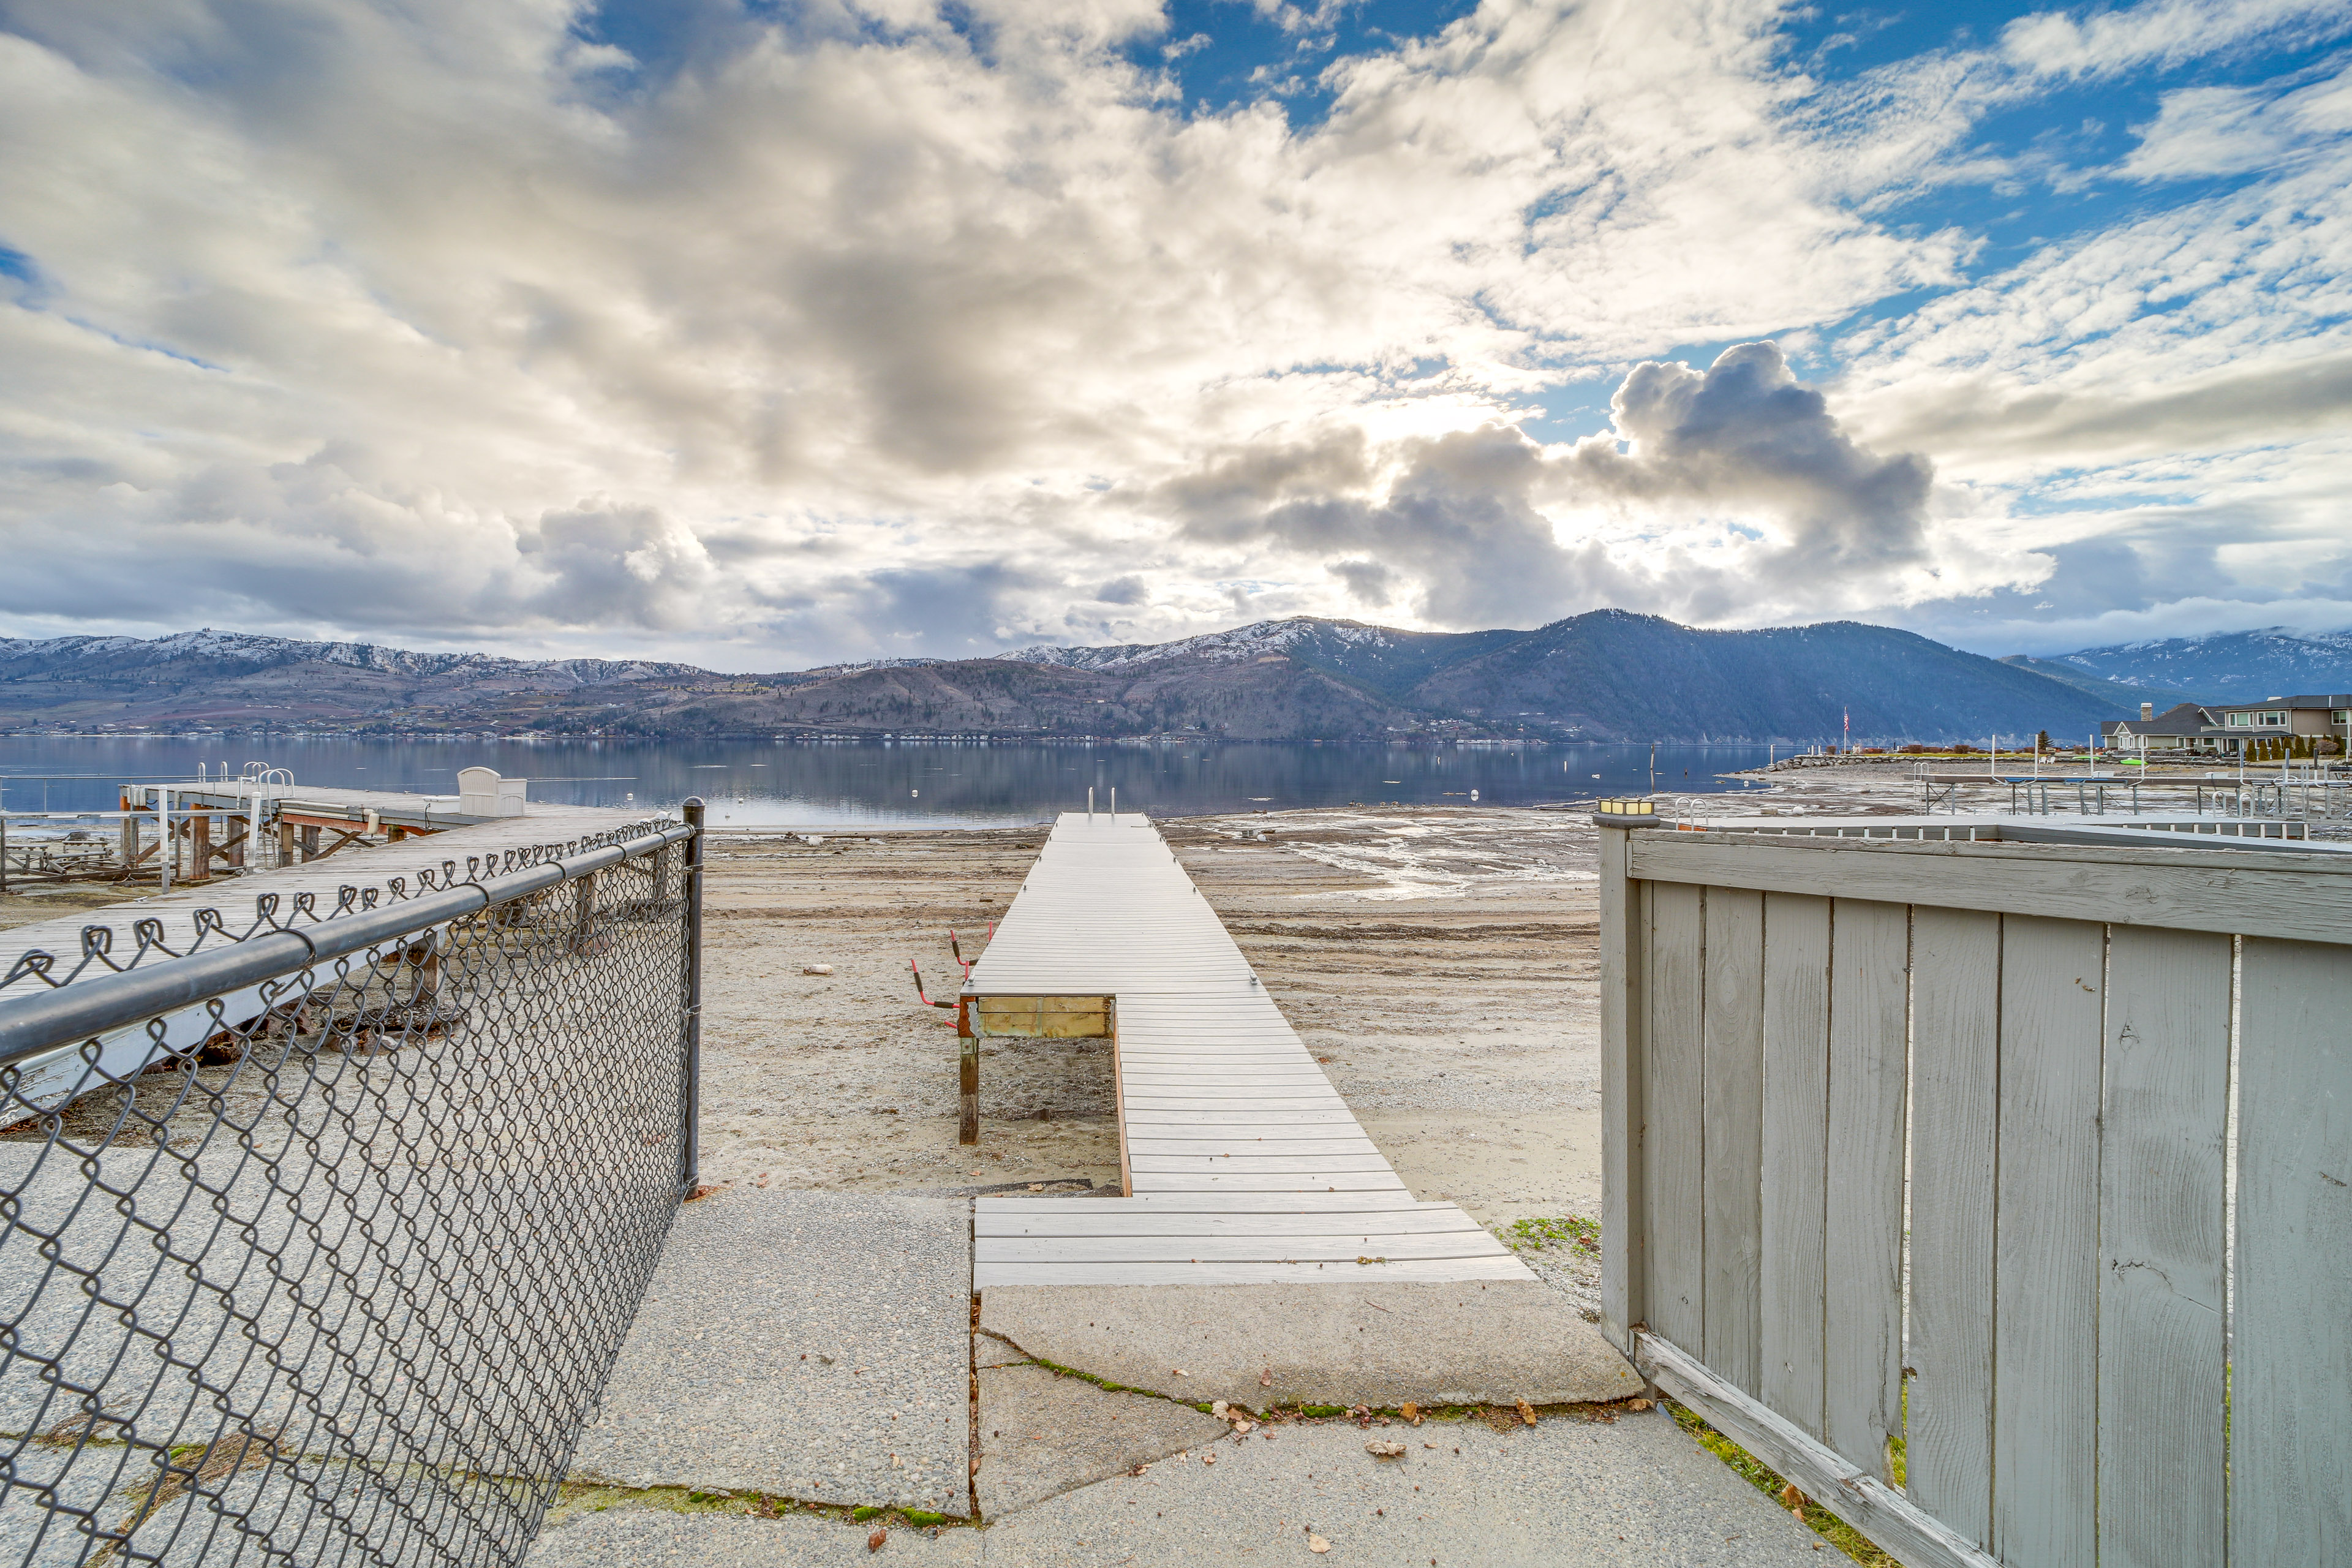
[0,737,1780,826]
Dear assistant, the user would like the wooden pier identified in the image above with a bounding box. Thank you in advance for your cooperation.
[964,812,1528,1287]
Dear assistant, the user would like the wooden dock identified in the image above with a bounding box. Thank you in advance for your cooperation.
[964,812,1528,1288]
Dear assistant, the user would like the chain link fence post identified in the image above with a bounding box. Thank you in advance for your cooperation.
[680,796,705,1194]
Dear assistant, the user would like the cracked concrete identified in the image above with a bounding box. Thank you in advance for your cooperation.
[979,1280,1643,1412]
[974,1364,1229,1518]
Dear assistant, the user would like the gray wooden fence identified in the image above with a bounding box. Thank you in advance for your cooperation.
[1597,822,2351,1568]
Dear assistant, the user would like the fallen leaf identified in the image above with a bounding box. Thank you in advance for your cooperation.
[802,964,834,976]
[1365,1441,1406,1458]
[1400,1402,1420,1424]
[1260,1367,1273,1388]
[1516,1400,1538,1427]
[1213,1401,1230,1419]
[1308,1534,1331,1554]
[1627,1397,1652,1412]
[867,1527,887,1551]
[1234,1419,1256,1434]
[1782,1482,1805,1520]
[1202,1453,1216,1466]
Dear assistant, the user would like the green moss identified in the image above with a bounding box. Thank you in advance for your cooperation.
[1298,1405,1348,1418]
[902,1510,946,1528]
[1664,1400,1900,1567]
[1501,1215,1602,1254]
[851,1506,884,1521]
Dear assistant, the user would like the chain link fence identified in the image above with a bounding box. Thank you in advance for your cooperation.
[0,805,704,1566]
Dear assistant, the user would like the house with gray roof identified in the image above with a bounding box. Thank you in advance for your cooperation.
[2104,695,2352,756]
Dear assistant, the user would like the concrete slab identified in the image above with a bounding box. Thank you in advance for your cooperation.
[975,1365,1229,1519]
[974,1333,1028,1370]
[980,1281,1642,1411]
[568,1188,972,1517]
[525,1507,982,1566]
[980,1408,1830,1567]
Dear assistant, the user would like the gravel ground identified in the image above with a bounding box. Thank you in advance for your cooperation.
[566,1188,974,1517]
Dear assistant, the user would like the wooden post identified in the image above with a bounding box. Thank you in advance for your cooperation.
[958,995,979,1146]
[225,817,246,869]
[120,804,140,874]
[300,824,320,862]
[190,812,212,883]
[277,819,294,869]
[1597,813,1646,1354]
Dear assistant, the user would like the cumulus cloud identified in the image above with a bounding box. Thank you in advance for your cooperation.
[1155,344,1975,630]
[1557,343,1934,588]
[0,0,2344,665]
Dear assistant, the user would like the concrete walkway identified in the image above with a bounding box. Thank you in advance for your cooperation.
[526,1188,1844,1568]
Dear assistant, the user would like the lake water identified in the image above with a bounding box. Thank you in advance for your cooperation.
[0,737,1780,826]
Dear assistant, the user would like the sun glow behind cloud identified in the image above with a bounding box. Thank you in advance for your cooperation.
[0,0,2348,667]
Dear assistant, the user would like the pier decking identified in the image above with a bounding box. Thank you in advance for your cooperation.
[965,812,1528,1288]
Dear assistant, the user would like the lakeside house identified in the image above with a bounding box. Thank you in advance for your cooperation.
[2104,694,2352,756]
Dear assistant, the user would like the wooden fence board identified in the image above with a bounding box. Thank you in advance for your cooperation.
[1702,885,1765,1396]
[1599,827,1644,1346]
[2231,937,2352,1567]
[1760,891,1831,1439]
[1992,915,2105,1568]
[1905,905,2002,1548]
[1626,832,2352,946]
[1823,898,1909,1479]
[1645,881,1707,1352]
[2097,924,2230,1568]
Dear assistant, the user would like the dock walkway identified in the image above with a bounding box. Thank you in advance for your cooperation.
[964,812,1527,1288]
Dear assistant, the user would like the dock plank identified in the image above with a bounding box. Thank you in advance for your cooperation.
[962,813,1528,1287]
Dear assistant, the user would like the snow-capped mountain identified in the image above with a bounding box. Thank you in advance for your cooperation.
[2043,627,2352,701]
[996,618,1408,671]
[0,630,700,687]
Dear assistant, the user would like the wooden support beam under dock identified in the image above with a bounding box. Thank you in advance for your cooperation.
[963,812,1529,1288]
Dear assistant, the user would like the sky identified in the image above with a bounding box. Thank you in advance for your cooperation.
[1,0,2348,672]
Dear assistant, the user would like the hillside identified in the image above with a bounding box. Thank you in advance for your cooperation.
[1,615,2133,742]
[1997,655,2209,711]
[1401,613,2124,743]
[2035,628,2352,701]
[0,630,706,731]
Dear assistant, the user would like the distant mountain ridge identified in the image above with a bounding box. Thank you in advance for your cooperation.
[2,614,2141,742]
[0,629,699,685]
[2030,627,2352,702]
[1996,655,2209,712]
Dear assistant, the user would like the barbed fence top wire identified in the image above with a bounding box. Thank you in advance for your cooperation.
[1,815,685,1005]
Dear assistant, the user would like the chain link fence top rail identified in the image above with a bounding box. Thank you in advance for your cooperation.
[0,813,699,1567]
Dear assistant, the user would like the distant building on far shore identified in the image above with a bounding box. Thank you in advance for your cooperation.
[2105,695,2352,757]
